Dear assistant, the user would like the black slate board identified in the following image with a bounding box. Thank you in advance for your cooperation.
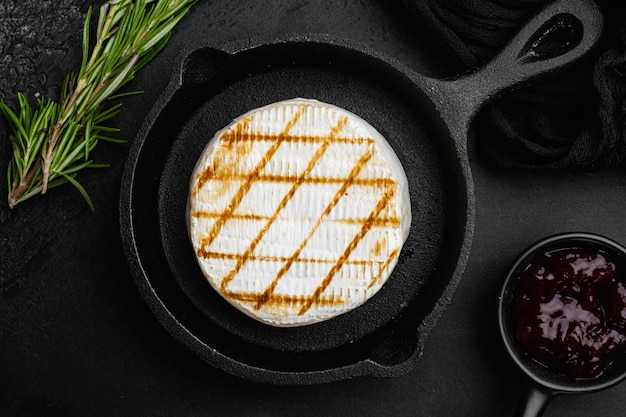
[2,1,626,416]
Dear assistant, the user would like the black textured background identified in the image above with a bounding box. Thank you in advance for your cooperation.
[1,1,626,416]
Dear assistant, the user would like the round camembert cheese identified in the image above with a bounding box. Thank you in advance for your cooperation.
[187,98,411,327]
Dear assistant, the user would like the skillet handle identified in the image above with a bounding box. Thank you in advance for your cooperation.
[424,0,603,137]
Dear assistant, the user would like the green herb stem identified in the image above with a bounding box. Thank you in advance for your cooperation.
[1,0,196,209]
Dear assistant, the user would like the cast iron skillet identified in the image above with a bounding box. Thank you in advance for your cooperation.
[120,0,602,384]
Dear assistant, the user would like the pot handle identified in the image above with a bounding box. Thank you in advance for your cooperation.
[423,0,603,136]
[512,384,555,417]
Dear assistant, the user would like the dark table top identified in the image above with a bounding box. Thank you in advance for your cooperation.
[2,1,626,416]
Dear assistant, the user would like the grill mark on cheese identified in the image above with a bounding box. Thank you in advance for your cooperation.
[298,183,397,316]
[191,212,401,228]
[218,117,348,292]
[196,174,397,187]
[198,106,306,252]
[367,247,400,290]
[209,139,254,200]
[223,291,345,308]
[197,250,391,267]
[373,237,387,257]
[193,116,254,197]
[193,212,268,221]
[221,132,375,146]
[254,144,376,310]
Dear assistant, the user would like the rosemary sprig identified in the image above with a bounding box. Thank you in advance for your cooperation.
[0,0,196,209]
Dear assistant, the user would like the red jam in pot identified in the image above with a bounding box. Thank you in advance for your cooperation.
[510,248,626,378]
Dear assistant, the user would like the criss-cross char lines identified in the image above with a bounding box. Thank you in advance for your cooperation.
[189,102,404,319]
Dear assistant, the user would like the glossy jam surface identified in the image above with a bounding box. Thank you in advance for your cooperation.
[510,248,626,378]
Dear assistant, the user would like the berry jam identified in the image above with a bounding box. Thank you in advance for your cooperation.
[510,248,626,379]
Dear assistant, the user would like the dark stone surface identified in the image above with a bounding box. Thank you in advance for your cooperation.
[1,1,626,416]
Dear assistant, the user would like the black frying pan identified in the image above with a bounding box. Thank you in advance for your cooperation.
[120,0,603,384]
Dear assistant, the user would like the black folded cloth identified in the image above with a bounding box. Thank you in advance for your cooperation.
[401,0,626,171]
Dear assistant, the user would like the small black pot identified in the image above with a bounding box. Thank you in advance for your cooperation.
[498,232,626,417]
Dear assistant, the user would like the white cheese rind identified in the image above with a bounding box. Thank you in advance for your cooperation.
[187,98,411,327]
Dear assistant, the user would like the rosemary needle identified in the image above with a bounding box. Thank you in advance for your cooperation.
[0,0,196,209]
